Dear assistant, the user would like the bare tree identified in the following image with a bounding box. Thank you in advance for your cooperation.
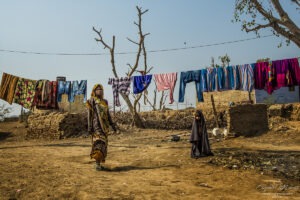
[211,57,215,68]
[93,6,153,128]
[159,91,168,110]
[234,0,300,47]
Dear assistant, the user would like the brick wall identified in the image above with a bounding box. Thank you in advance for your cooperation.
[58,94,86,113]
[227,104,268,136]
[197,90,255,109]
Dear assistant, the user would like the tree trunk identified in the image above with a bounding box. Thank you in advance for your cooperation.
[120,93,145,128]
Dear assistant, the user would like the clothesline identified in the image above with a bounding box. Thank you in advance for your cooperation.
[0,34,274,56]
[1,56,299,109]
[108,56,300,107]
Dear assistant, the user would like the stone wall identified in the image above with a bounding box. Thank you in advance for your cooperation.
[227,104,268,137]
[26,111,87,139]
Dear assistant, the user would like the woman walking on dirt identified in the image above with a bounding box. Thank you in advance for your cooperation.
[86,84,117,170]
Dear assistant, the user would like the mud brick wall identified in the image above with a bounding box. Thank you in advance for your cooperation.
[198,90,255,109]
[227,104,268,136]
[26,111,87,139]
[268,103,300,121]
[58,94,86,113]
[114,107,228,130]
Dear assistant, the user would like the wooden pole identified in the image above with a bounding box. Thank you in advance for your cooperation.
[211,94,219,128]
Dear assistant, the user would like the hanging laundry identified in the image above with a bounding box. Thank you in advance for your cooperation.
[206,68,217,92]
[287,58,300,86]
[70,80,87,103]
[154,72,177,104]
[226,66,235,90]
[216,67,226,91]
[272,58,300,89]
[178,70,203,102]
[200,69,208,92]
[33,80,58,109]
[239,64,255,92]
[266,61,276,94]
[133,75,152,94]
[13,78,36,109]
[232,65,241,90]
[223,66,229,90]
[108,77,131,107]
[254,61,269,90]
[0,72,19,104]
[57,81,71,102]
[49,81,58,108]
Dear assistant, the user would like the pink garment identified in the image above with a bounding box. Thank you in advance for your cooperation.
[154,72,177,104]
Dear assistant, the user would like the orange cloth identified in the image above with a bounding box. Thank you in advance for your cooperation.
[0,73,19,104]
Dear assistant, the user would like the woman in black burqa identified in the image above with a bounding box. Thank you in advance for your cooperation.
[190,109,214,158]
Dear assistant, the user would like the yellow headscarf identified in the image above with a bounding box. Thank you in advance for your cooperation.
[91,84,104,99]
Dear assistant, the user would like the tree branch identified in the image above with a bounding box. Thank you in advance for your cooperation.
[271,0,300,34]
[93,27,118,78]
[236,0,300,47]
[291,0,300,7]
[127,37,139,45]
[244,22,273,32]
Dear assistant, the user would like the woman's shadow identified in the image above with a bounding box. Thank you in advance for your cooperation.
[101,164,179,172]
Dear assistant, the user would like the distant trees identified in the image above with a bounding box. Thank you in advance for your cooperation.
[210,54,231,68]
[256,57,271,63]
[219,54,231,67]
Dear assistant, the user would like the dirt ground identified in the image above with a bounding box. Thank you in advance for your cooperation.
[0,121,299,200]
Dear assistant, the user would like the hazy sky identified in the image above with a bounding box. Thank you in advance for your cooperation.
[0,0,299,113]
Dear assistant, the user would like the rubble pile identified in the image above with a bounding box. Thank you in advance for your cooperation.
[209,149,300,182]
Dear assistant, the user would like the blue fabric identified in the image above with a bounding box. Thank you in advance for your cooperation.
[200,69,208,92]
[133,75,152,94]
[217,67,225,90]
[57,81,71,102]
[234,65,241,90]
[207,68,216,92]
[226,66,235,90]
[178,70,203,102]
[70,80,87,102]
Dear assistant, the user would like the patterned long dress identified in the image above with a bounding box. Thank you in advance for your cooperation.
[86,94,115,164]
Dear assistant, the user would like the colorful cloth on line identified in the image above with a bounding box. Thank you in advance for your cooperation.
[33,80,58,109]
[57,81,71,102]
[255,58,300,94]
[108,77,131,107]
[133,75,152,94]
[0,72,19,104]
[154,73,177,104]
[13,78,36,109]
[239,64,255,92]
[178,70,203,102]
[70,80,87,103]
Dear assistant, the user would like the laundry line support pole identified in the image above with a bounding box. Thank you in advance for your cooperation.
[210,94,219,128]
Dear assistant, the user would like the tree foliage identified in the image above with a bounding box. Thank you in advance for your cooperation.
[234,0,300,47]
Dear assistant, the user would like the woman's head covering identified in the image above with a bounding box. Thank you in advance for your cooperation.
[194,109,204,121]
[91,84,104,99]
